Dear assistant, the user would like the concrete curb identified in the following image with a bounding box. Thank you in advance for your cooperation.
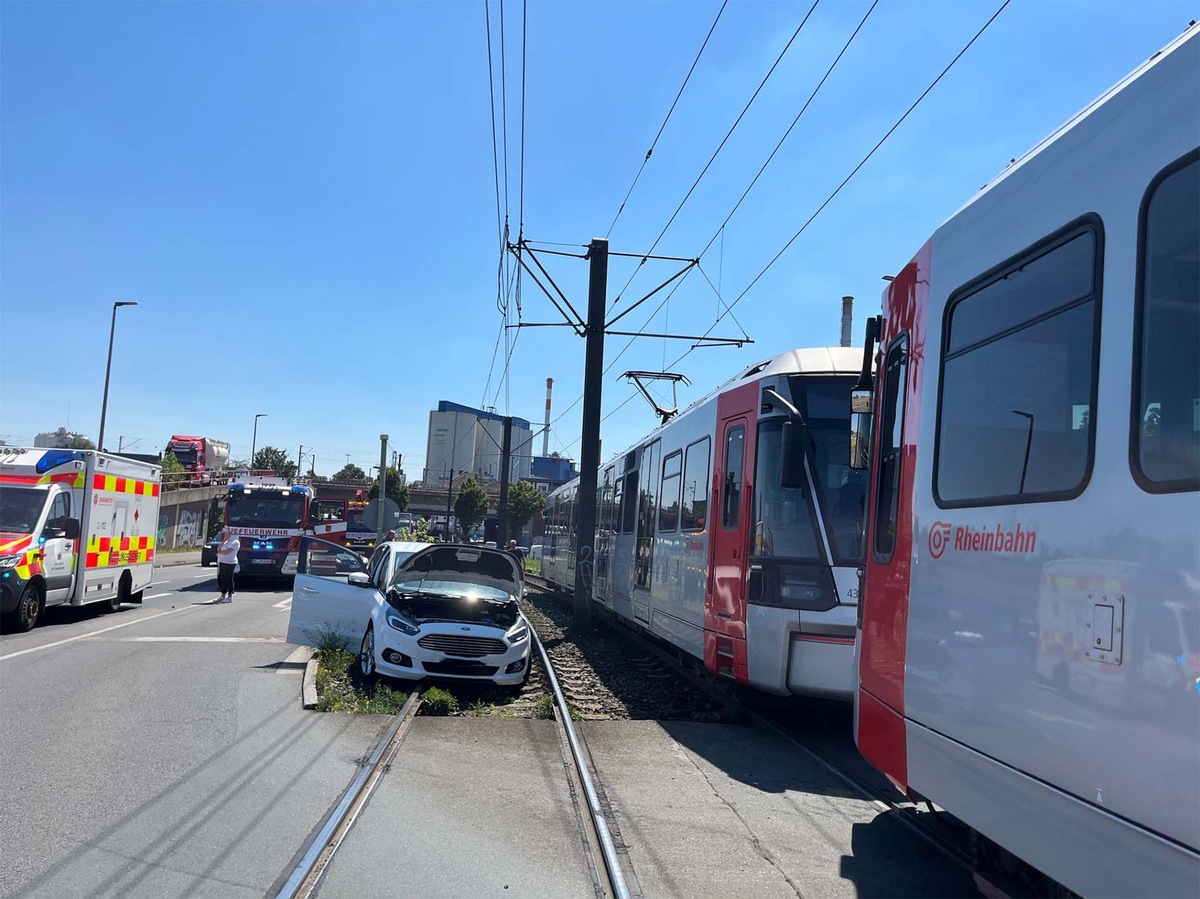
[155,554,205,568]
[302,655,320,710]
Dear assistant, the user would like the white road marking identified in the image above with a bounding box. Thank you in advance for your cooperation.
[0,606,194,662]
[191,572,214,579]
[117,636,286,643]
[144,592,172,599]
[272,597,293,610]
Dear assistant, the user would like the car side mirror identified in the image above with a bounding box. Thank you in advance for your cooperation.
[64,519,81,540]
[347,572,374,588]
[850,387,874,470]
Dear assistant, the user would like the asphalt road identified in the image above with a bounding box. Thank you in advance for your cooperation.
[0,564,385,899]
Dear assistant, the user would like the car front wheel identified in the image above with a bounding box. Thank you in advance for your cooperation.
[359,624,377,681]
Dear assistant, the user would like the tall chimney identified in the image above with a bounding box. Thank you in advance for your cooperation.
[542,378,553,456]
[840,296,854,348]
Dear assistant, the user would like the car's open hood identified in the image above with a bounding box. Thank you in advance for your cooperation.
[391,544,523,599]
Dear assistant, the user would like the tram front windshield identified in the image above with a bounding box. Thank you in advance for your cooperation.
[753,378,866,566]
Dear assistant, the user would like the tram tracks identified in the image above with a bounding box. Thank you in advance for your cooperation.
[524,575,1019,899]
[276,625,633,899]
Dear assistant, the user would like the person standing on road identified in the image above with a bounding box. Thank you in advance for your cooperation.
[216,529,241,603]
[507,539,525,570]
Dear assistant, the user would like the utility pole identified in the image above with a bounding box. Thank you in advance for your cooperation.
[296,444,304,482]
[573,238,608,622]
[376,434,388,543]
[497,416,513,547]
[445,467,455,542]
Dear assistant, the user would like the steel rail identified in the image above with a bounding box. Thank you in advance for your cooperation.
[530,628,632,899]
[276,689,422,899]
[525,574,1014,897]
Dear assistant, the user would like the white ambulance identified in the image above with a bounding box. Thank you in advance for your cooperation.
[0,447,162,632]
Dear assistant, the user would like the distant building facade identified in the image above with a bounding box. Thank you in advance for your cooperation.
[35,428,93,449]
[422,401,534,484]
[527,455,578,495]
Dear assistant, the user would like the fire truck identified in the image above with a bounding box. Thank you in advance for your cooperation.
[223,477,347,577]
[344,494,377,555]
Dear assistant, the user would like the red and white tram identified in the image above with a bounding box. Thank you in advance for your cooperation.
[853,25,1198,898]
[543,346,868,699]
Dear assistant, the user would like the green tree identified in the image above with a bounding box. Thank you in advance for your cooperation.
[368,466,409,510]
[397,517,432,543]
[333,463,367,480]
[253,446,297,478]
[161,452,185,474]
[454,477,489,540]
[507,479,544,539]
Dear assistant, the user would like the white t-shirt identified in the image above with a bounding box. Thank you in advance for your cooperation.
[217,536,241,565]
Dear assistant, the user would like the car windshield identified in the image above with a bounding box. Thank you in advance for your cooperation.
[226,493,305,528]
[0,486,48,534]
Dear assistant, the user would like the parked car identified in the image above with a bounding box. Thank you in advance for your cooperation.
[287,540,531,688]
[201,536,220,567]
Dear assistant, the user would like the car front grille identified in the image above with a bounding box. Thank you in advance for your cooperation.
[422,659,500,677]
[417,634,507,657]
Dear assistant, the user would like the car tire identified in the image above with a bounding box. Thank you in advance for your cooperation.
[359,624,377,682]
[8,584,42,633]
[202,558,212,567]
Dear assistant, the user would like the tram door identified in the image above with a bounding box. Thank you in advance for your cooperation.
[705,381,757,680]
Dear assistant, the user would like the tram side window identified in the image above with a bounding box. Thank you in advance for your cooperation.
[722,426,745,529]
[936,222,1101,506]
[659,452,682,532]
[874,337,908,560]
[681,437,711,531]
[1133,153,1199,491]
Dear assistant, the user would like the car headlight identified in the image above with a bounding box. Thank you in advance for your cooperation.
[507,625,529,644]
[384,607,420,636]
[0,556,19,570]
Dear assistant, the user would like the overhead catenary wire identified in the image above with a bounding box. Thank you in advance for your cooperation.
[697,0,880,259]
[605,0,730,239]
[690,0,1013,349]
[610,0,821,310]
[556,0,1012,456]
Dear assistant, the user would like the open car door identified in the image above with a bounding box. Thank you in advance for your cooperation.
[286,536,375,649]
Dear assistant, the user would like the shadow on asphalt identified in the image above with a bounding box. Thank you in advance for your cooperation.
[840,812,984,898]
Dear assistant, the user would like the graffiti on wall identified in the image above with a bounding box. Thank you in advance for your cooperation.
[177,508,205,547]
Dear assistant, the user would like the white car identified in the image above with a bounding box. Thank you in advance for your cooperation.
[287,539,532,688]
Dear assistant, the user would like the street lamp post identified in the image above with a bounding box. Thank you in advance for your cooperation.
[97,301,138,451]
[250,413,268,471]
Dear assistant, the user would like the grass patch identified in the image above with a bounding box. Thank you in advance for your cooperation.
[533,694,555,719]
[419,686,460,716]
[524,558,542,576]
[313,645,409,714]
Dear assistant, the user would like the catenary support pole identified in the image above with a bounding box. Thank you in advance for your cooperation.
[497,416,512,546]
[376,434,389,543]
[574,238,608,623]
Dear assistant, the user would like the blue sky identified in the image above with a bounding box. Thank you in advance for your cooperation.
[3,0,1196,479]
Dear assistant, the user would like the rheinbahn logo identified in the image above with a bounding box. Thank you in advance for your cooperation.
[928,521,952,559]
[929,521,1037,558]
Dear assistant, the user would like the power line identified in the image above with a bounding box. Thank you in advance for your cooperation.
[605,0,729,239]
[610,0,821,310]
[671,0,1014,370]
[559,0,1011,455]
[484,0,504,253]
[698,0,879,259]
